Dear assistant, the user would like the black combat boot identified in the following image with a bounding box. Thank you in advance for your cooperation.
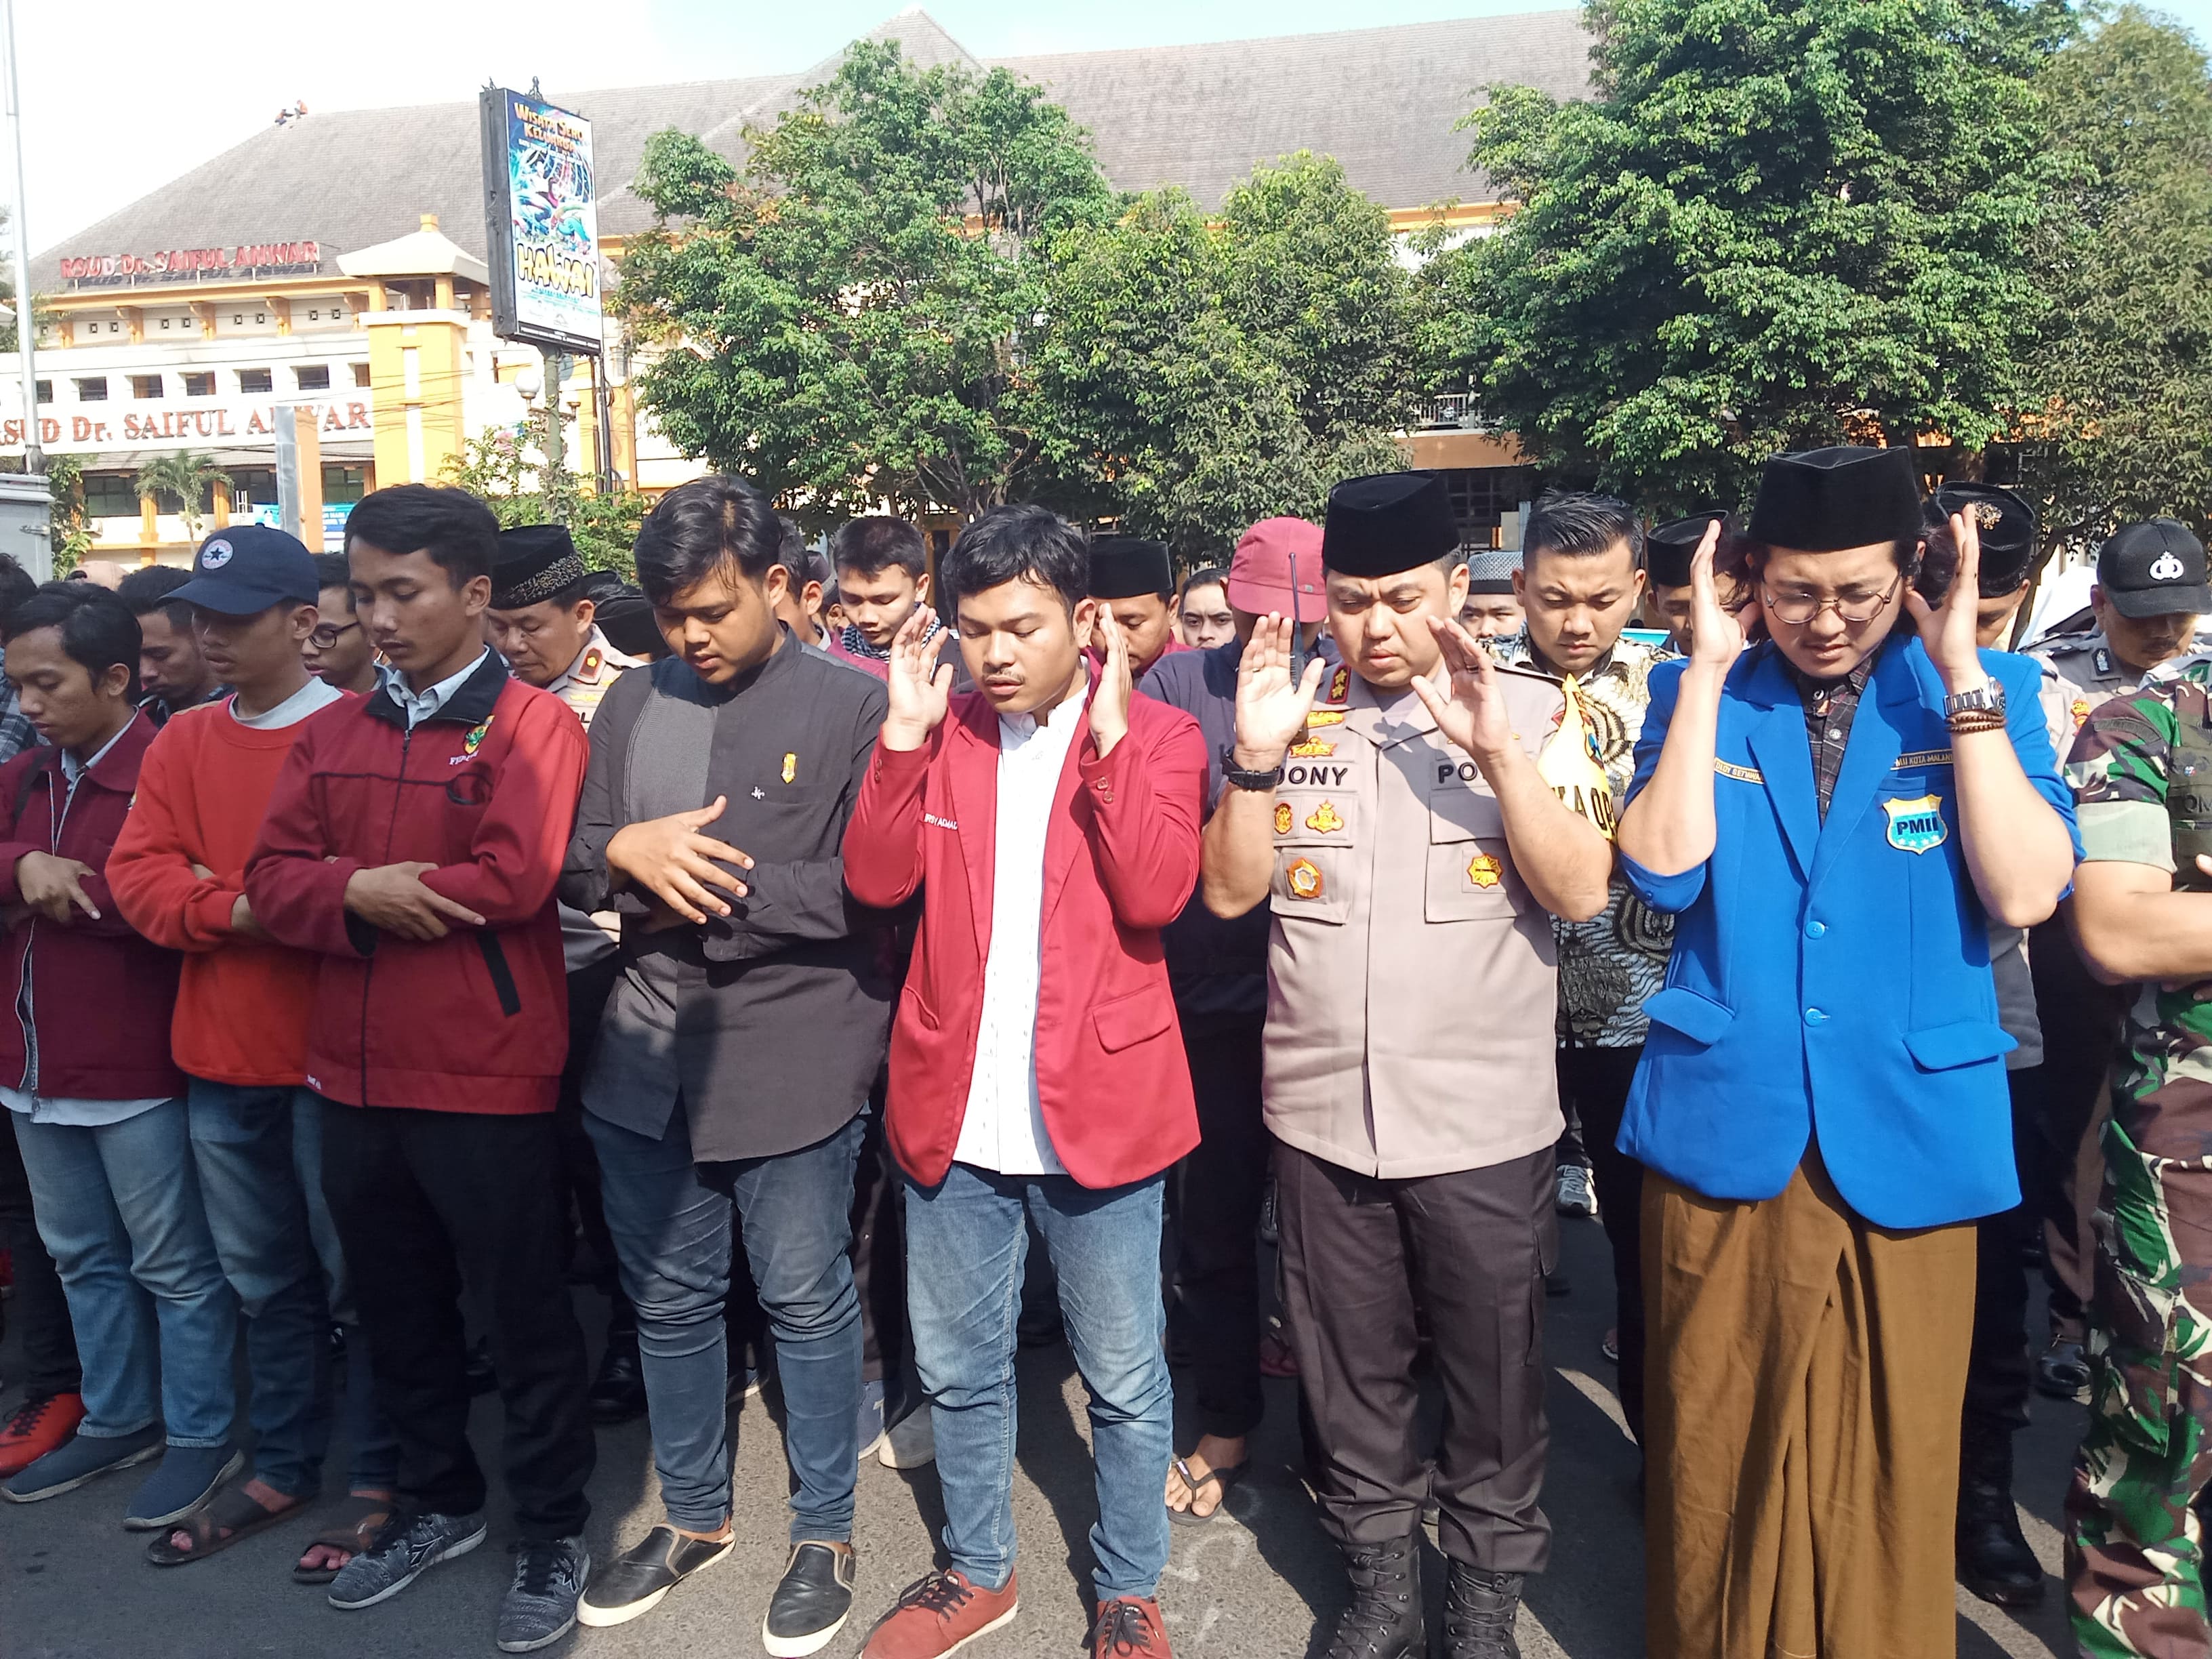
[1323,1533,1424,1659]
[1956,1428,2044,1607]
[1441,1560,1524,1658]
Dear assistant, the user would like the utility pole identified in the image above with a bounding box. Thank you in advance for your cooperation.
[2,0,40,476]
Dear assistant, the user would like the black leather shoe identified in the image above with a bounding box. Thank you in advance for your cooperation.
[2036,1336,2092,1402]
[576,1525,733,1629]
[1442,1561,1524,1658]
[590,1324,647,1425]
[1324,1534,1423,1659]
[763,1540,856,1657]
[1957,1432,2045,1607]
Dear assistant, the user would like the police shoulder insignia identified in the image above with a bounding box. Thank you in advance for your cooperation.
[1305,800,1345,834]
[1273,801,1294,836]
[581,647,602,678]
[1327,665,1350,704]
[2071,695,2091,730]
[782,752,797,784]
[1883,794,1948,854]
[1467,851,1504,889]
[1286,857,1324,900]
[1305,708,1346,727]
[1288,735,1335,758]
[463,717,493,756]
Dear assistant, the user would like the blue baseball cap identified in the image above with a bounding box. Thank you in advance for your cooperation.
[170,525,321,615]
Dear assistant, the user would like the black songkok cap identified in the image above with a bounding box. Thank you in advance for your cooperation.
[1927,481,2039,598]
[493,524,590,610]
[1645,513,1728,589]
[1746,446,1925,553]
[1322,472,1460,577]
[592,583,662,660]
[1088,536,1174,601]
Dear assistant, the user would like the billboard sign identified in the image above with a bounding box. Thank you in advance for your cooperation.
[480,87,603,356]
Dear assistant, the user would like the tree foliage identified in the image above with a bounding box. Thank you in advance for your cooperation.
[1441,0,2070,510]
[440,424,648,580]
[2015,6,2212,544]
[134,451,232,541]
[618,41,1113,524]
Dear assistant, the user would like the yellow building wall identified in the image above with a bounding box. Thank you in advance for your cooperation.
[363,313,469,485]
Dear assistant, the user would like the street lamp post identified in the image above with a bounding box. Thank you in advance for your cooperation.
[2,0,38,476]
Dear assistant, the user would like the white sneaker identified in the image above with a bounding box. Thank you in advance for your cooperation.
[1555,1164,1599,1217]
[878,1406,935,1470]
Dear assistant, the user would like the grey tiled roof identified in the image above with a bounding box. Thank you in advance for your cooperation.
[33,8,1590,287]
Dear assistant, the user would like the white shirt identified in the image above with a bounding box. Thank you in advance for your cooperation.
[379,650,491,729]
[951,673,1090,1176]
[231,676,344,731]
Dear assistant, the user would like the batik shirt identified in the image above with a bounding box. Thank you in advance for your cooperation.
[1490,628,1676,1047]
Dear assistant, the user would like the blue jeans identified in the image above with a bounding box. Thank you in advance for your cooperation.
[11,1099,237,1447]
[903,1164,1172,1603]
[586,1105,865,1537]
[188,1079,398,1495]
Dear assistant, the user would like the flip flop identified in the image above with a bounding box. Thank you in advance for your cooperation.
[293,1493,394,1584]
[145,1481,306,1568]
[1167,1457,1248,1528]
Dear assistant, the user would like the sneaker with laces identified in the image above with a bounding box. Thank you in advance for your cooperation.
[862,1568,1019,1658]
[1090,1597,1172,1657]
[1553,1164,1598,1217]
[879,1404,936,1470]
[327,1510,489,1610]
[765,1540,857,1656]
[0,1391,87,1478]
[2,1421,163,1502]
[497,1536,590,1653]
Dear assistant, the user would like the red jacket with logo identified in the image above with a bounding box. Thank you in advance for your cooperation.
[0,714,186,1101]
[243,655,587,1114]
[840,685,1206,1189]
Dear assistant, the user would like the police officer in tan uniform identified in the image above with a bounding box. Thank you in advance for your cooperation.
[1202,472,1614,1659]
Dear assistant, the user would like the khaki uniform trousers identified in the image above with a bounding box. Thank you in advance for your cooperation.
[1642,1155,1976,1659]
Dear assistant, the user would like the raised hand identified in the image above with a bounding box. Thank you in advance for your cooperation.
[605,796,755,926]
[1089,606,1134,756]
[1688,518,1754,670]
[882,605,955,752]
[1414,615,1518,764]
[1905,510,1986,693]
[1231,613,1326,769]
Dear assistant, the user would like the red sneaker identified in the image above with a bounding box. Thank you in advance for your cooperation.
[1091,1597,1172,1657]
[861,1568,1019,1658]
[0,1392,86,1477]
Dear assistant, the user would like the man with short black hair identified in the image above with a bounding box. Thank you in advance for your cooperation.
[305,553,379,695]
[1459,548,1525,640]
[773,520,836,651]
[1088,536,1182,679]
[1642,516,1724,655]
[830,517,957,683]
[245,483,596,1652]
[119,565,223,725]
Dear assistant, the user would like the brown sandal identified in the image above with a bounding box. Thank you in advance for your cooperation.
[145,1482,305,1567]
[293,1494,394,1584]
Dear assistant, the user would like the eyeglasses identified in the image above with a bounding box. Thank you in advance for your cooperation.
[1759,572,1904,627]
[308,620,361,649]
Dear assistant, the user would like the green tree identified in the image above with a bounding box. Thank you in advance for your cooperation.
[439,423,647,580]
[1441,0,2071,510]
[1036,155,1416,559]
[43,453,90,576]
[617,41,1113,524]
[2015,7,2212,544]
[134,450,232,541]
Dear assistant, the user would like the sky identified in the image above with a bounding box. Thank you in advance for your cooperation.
[16,0,2212,254]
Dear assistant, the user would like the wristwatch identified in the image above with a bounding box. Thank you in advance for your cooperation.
[1942,680,2008,719]
[1219,746,1284,791]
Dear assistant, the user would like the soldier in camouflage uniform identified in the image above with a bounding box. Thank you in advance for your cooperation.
[2063,632,2212,1656]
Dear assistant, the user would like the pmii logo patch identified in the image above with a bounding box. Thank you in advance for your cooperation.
[200,538,234,570]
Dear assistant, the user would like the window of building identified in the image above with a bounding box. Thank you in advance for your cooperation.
[238,368,273,394]
[81,472,139,518]
[227,468,276,511]
[182,371,215,398]
[74,376,108,403]
[351,362,371,388]
[321,464,368,505]
[131,374,164,401]
[295,365,331,392]
[32,380,49,403]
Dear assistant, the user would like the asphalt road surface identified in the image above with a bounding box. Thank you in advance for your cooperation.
[0,1209,2089,1658]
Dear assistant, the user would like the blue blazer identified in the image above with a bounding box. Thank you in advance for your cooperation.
[1618,637,2079,1231]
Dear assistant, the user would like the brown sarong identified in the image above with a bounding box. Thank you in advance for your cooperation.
[1642,1156,1976,1658]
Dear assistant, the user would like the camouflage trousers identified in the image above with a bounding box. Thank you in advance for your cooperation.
[2066,1118,2212,1657]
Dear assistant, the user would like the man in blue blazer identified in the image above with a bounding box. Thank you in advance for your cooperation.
[1614,445,2080,1659]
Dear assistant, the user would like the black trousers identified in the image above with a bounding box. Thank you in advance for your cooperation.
[556,954,622,1303]
[0,1113,80,1397]
[1277,1139,1554,1573]
[1964,1065,2049,1441]
[1557,1044,1646,1443]
[1171,1012,1268,1441]
[849,1095,907,1386]
[319,1102,595,1539]
[2028,922,2123,1345]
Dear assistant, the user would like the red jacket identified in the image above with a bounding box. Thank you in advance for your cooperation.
[842,684,1206,1189]
[243,655,587,1114]
[0,715,185,1100]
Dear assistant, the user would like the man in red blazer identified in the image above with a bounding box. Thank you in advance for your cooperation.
[843,506,1204,1659]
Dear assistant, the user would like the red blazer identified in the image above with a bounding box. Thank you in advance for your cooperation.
[843,684,1206,1189]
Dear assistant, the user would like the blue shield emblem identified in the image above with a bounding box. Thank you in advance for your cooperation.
[1883,794,1948,855]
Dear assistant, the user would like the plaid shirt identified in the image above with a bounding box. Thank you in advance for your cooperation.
[0,651,37,766]
[1786,643,1881,818]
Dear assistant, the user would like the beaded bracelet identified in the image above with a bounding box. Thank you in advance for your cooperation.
[1946,709,2007,735]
